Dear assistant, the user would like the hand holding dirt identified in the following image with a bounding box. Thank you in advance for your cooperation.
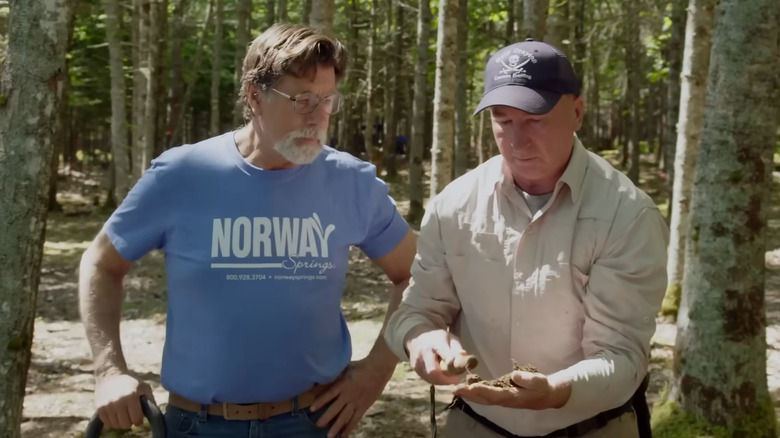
[465,361,540,388]
[440,354,479,376]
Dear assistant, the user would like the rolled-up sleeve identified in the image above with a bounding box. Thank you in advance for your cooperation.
[551,206,669,413]
[384,199,463,360]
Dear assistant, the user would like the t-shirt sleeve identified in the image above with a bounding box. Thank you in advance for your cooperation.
[357,172,410,260]
[102,156,174,261]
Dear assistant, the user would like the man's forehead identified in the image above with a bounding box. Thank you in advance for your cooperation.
[490,106,535,117]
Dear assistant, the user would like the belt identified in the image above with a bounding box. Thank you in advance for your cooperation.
[168,383,332,421]
[450,396,634,438]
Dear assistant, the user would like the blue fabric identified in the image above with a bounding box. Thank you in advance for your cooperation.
[164,403,338,438]
[104,132,408,403]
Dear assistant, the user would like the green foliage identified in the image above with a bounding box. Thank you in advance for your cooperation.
[660,282,681,319]
[652,400,731,438]
[652,397,777,438]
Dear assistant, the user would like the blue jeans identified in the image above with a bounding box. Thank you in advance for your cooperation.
[164,399,339,438]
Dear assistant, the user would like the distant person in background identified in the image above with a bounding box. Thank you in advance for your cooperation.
[395,134,408,156]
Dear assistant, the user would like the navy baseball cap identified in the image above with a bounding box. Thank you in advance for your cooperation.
[473,39,581,116]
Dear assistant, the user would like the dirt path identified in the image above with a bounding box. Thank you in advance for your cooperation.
[20,167,780,437]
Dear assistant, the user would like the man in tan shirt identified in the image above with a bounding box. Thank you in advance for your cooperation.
[384,39,668,437]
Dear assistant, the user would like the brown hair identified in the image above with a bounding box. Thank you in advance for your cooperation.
[238,23,348,121]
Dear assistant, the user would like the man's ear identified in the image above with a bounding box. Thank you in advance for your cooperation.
[247,84,263,116]
[572,95,585,131]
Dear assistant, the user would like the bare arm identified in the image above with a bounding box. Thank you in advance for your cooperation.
[312,229,417,436]
[79,230,152,429]
[364,229,417,374]
[79,230,132,376]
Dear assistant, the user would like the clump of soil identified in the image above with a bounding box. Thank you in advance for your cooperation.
[466,361,539,388]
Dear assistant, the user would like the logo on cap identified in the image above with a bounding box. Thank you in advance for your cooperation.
[495,48,537,82]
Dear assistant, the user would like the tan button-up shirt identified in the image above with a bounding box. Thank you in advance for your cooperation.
[385,137,668,436]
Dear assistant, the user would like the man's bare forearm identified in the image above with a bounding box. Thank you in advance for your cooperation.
[365,279,408,374]
[79,253,128,378]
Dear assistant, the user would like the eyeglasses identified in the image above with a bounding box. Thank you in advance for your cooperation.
[270,88,343,115]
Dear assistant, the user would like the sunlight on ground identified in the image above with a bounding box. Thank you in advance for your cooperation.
[43,240,91,257]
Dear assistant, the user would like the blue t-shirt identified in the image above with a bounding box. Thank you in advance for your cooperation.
[104,132,409,403]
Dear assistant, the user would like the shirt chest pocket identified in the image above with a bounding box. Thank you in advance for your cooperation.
[445,228,507,263]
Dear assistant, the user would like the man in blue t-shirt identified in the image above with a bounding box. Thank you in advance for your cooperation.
[79,23,415,438]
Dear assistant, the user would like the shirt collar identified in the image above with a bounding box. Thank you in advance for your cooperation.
[483,134,588,205]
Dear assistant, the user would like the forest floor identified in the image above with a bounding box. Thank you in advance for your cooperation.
[20,152,780,437]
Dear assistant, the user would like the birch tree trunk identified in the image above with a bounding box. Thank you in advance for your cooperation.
[407,0,432,225]
[453,0,468,178]
[168,0,188,137]
[624,0,640,183]
[278,0,288,22]
[673,0,779,435]
[0,1,72,435]
[383,1,403,179]
[521,0,549,40]
[132,0,150,180]
[302,0,312,25]
[144,0,161,166]
[429,0,458,196]
[210,0,223,136]
[266,0,275,28]
[663,0,687,182]
[505,0,515,44]
[662,0,714,319]
[234,0,250,126]
[168,0,213,148]
[364,0,380,172]
[310,0,335,35]
[546,0,571,56]
[104,0,130,201]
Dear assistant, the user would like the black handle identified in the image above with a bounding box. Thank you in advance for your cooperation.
[85,395,167,438]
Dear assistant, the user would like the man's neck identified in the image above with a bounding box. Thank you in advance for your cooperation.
[234,124,295,170]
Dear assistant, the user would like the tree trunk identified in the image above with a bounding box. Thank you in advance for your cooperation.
[168,0,188,142]
[155,0,169,158]
[132,0,150,181]
[429,0,458,196]
[266,0,275,28]
[310,0,335,35]
[169,0,213,148]
[625,0,640,183]
[673,0,779,435]
[105,0,131,201]
[365,0,381,173]
[383,0,403,179]
[521,0,549,40]
[234,0,250,126]
[278,0,288,22]
[0,1,72,435]
[453,0,468,178]
[407,0,432,226]
[302,0,312,25]
[663,1,687,200]
[505,0,515,44]
[572,0,587,141]
[338,0,359,155]
[546,0,571,56]
[144,0,161,169]
[49,8,75,212]
[662,0,714,320]
[210,0,223,136]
